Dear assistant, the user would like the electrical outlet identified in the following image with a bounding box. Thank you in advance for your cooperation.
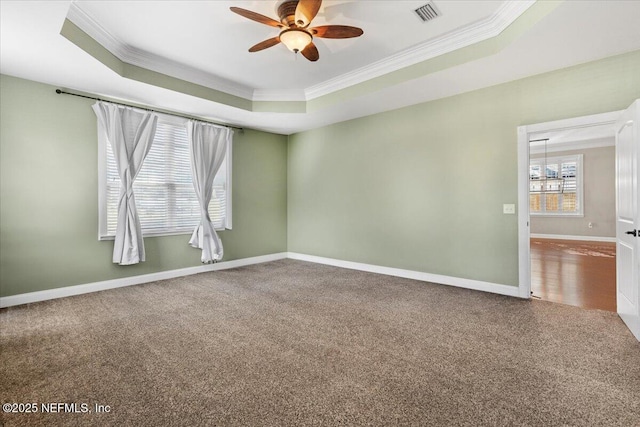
[503,204,516,214]
[588,222,594,229]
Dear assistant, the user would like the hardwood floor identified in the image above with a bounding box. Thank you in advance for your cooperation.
[530,238,616,312]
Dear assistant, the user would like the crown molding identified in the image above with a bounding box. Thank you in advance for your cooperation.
[67,1,535,103]
[304,0,536,100]
[67,2,255,100]
[66,2,127,57]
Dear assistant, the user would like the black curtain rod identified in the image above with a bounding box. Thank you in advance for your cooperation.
[55,89,244,132]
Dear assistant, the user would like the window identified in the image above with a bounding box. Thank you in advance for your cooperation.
[529,154,582,216]
[98,114,232,240]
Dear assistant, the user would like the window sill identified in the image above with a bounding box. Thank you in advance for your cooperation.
[99,227,230,241]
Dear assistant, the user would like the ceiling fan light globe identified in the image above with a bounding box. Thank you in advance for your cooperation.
[280,29,312,53]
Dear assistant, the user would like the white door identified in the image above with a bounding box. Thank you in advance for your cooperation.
[616,99,640,341]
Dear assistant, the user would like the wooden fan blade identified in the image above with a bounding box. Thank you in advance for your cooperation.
[295,0,322,27]
[230,7,283,28]
[310,25,364,39]
[301,42,319,62]
[249,37,281,52]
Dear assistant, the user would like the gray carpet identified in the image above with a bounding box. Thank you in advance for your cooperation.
[1,259,639,426]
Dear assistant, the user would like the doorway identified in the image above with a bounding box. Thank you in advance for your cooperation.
[518,111,622,309]
[528,130,617,311]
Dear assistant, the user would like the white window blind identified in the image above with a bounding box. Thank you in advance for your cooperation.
[529,154,582,216]
[99,115,231,240]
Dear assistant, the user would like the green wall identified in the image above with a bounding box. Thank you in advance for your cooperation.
[0,74,288,298]
[3,50,640,298]
[288,50,640,286]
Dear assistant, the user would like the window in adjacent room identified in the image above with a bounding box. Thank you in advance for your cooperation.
[529,154,582,216]
[98,114,232,240]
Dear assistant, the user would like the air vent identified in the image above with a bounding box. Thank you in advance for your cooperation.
[414,2,440,22]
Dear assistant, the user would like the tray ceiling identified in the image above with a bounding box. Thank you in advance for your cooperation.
[2,1,640,134]
[67,0,524,101]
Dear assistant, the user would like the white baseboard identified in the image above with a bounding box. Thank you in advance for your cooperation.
[1,251,523,308]
[531,233,616,243]
[0,252,288,308]
[286,252,522,298]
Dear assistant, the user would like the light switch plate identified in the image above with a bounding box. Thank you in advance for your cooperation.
[503,204,516,214]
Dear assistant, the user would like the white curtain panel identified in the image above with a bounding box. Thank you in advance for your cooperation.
[93,102,158,265]
[188,121,233,263]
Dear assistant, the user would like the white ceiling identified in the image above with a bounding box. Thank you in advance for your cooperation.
[70,0,506,96]
[1,1,640,135]
[529,124,616,154]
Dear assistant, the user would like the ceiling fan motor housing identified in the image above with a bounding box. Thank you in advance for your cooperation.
[278,0,303,27]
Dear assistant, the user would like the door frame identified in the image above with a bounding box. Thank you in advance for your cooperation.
[516,110,623,298]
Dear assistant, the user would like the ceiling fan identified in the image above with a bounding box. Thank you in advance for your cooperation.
[230,0,364,62]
